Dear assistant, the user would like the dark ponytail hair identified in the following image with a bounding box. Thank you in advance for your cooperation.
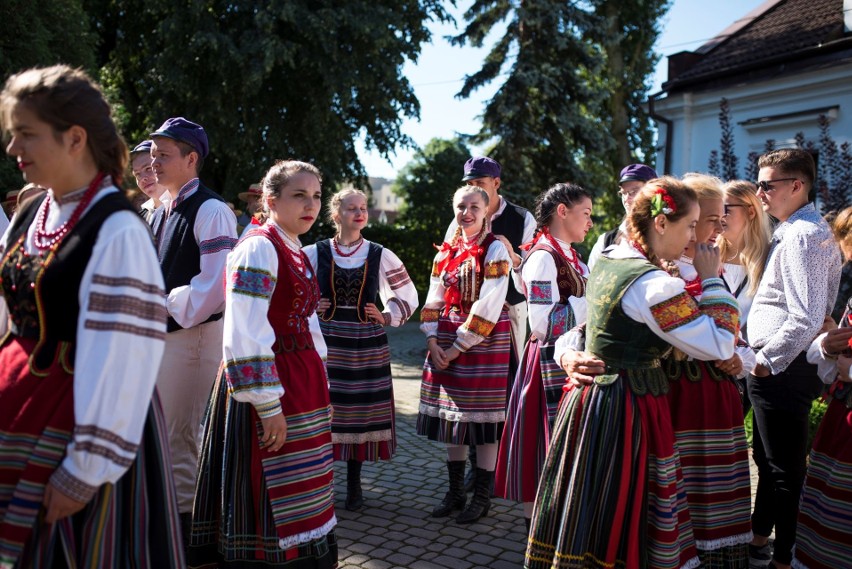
[534,182,592,229]
[1,65,128,186]
[626,176,697,267]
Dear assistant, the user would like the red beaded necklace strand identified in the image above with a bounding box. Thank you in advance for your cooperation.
[332,236,364,257]
[33,172,105,251]
[544,230,583,275]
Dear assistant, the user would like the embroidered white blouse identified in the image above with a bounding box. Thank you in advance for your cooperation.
[420,238,512,352]
[0,184,167,503]
[517,238,588,344]
[222,224,327,419]
[302,239,419,327]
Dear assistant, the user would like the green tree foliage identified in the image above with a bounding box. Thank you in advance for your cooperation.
[83,0,447,199]
[0,0,97,197]
[451,0,669,229]
[372,137,471,296]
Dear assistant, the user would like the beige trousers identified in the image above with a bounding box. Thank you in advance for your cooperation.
[155,318,223,513]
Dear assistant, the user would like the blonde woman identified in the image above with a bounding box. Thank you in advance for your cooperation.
[303,188,418,511]
[718,180,772,324]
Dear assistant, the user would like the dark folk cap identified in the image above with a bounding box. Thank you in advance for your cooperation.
[618,163,657,185]
[130,139,153,157]
[151,117,209,159]
[462,156,502,182]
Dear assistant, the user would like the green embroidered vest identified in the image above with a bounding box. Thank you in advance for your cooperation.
[585,255,672,395]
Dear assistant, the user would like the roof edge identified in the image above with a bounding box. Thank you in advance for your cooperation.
[696,0,787,54]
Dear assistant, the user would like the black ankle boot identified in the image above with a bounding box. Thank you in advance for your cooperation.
[345,460,364,511]
[431,460,467,517]
[456,468,494,524]
[463,445,477,493]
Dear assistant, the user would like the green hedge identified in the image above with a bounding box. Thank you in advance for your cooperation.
[743,399,828,451]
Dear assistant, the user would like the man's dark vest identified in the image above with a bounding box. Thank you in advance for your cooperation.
[1,192,137,370]
[150,184,225,332]
[315,239,383,323]
[491,199,527,305]
[603,227,622,249]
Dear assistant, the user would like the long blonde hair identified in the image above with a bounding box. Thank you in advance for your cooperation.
[719,180,771,297]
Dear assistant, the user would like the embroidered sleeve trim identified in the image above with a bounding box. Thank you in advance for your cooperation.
[528,280,553,305]
[200,235,238,255]
[386,266,413,290]
[255,399,283,419]
[545,305,574,343]
[650,292,701,332]
[89,292,167,322]
[701,277,725,291]
[84,320,165,340]
[50,465,99,502]
[420,308,441,323]
[461,314,496,338]
[698,297,740,336]
[387,297,412,323]
[483,260,510,279]
[91,274,164,295]
[225,357,280,391]
[230,267,276,299]
[74,425,137,452]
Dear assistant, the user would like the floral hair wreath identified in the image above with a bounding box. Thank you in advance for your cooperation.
[650,187,676,217]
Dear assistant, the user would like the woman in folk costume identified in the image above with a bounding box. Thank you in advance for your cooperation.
[303,188,418,511]
[418,184,512,524]
[526,178,740,569]
[494,183,592,531]
[795,207,852,569]
[0,65,183,567]
[189,160,336,569]
[663,174,755,568]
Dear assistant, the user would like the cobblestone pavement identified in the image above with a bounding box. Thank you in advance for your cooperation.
[332,323,765,568]
[332,323,527,569]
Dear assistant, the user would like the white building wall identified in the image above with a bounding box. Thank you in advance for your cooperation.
[653,63,852,179]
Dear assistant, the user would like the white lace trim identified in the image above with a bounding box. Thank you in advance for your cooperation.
[418,403,505,423]
[332,429,393,444]
[277,515,337,550]
[695,531,753,551]
[681,555,702,569]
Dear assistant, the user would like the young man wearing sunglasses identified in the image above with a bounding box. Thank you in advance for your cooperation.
[745,148,842,569]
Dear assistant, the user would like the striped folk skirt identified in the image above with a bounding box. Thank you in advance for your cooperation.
[496,337,565,503]
[0,336,184,568]
[526,373,700,569]
[320,311,395,462]
[189,342,337,569]
[665,360,752,568]
[417,309,511,445]
[793,391,852,569]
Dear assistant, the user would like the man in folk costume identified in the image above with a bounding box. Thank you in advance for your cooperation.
[149,117,238,547]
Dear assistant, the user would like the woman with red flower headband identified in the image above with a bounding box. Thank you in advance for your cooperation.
[493,182,593,532]
[663,173,754,568]
[526,177,740,569]
[418,184,513,525]
[0,65,182,567]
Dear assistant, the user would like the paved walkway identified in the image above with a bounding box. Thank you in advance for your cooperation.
[333,323,765,568]
[333,323,526,569]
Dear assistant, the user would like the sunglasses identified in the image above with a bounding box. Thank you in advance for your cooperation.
[723,204,745,216]
[755,178,798,193]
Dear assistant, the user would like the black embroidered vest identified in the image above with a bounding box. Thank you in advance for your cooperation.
[0,192,136,371]
[491,199,527,305]
[315,239,383,323]
[150,183,225,332]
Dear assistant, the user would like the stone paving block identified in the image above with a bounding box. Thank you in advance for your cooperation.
[410,561,445,569]
[465,553,496,567]
[348,542,375,554]
[463,541,503,557]
[344,554,370,565]
[431,555,472,569]
[366,548,392,560]
[362,560,391,569]
[439,526,475,540]
[403,536,430,548]
[398,544,427,557]
[385,553,416,566]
